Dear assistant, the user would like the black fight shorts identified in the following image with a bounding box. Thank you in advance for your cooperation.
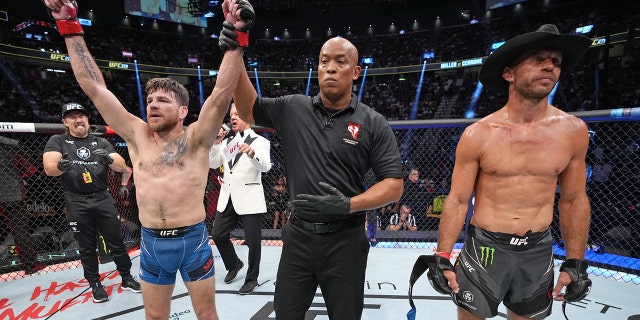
[453,224,555,319]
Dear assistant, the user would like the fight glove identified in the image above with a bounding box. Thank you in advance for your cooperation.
[560,259,592,301]
[43,0,84,36]
[219,0,255,50]
[93,149,114,165]
[427,253,455,295]
[57,153,74,171]
[219,21,242,51]
[292,182,350,216]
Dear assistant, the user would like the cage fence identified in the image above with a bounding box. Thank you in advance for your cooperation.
[0,113,638,283]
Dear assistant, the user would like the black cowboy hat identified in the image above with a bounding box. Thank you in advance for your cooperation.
[479,24,592,93]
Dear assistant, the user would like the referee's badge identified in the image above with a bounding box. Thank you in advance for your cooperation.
[348,122,360,140]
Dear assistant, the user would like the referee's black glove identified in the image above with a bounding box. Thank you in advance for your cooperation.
[292,182,350,216]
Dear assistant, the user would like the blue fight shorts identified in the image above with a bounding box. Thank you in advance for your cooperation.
[139,221,215,285]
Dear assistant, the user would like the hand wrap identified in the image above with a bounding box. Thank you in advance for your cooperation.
[292,182,350,216]
[560,259,592,301]
[43,0,84,36]
[427,254,455,295]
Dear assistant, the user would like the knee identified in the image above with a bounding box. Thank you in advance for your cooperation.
[194,306,218,320]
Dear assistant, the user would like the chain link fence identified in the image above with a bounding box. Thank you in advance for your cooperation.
[1,114,639,283]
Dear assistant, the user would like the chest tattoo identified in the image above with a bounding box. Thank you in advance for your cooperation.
[161,134,188,165]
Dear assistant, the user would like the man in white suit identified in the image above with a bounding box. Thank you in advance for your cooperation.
[209,103,272,294]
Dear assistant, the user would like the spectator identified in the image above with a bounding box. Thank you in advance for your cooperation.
[387,204,417,231]
[270,175,288,229]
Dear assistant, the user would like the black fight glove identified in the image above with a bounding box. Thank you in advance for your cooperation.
[219,0,255,51]
[57,153,74,172]
[93,149,114,165]
[427,255,455,295]
[560,259,592,301]
[235,0,255,30]
[292,182,350,216]
[219,21,241,51]
[117,185,129,199]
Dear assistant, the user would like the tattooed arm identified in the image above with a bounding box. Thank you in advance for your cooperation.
[64,36,143,141]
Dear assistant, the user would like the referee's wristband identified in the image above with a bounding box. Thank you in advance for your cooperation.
[435,252,451,260]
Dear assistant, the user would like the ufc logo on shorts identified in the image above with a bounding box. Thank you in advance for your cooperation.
[509,237,528,246]
[160,230,179,237]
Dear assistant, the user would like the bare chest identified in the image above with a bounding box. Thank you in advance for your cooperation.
[480,126,571,177]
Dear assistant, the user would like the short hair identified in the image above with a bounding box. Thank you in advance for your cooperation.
[145,78,189,107]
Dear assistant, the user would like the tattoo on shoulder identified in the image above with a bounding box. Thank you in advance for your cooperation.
[161,134,188,165]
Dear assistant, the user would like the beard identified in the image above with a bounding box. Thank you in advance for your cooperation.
[514,77,555,101]
[68,123,89,137]
[148,113,180,132]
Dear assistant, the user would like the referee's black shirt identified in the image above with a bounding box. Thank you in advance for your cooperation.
[253,93,403,222]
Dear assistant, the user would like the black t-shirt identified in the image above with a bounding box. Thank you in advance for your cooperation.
[253,93,403,222]
[44,133,116,194]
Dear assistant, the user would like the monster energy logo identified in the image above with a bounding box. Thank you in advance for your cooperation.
[480,246,495,267]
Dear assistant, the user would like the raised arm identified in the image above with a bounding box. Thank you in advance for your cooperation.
[233,64,259,125]
[190,0,255,147]
[43,0,142,141]
[220,0,259,124]
[190,49,244,148]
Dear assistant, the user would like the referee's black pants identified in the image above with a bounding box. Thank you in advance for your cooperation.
[211,199,262,282]
[64,191,132,284]
[274,217,370,320]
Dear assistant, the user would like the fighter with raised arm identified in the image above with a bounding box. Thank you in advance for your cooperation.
[41,0,255,319]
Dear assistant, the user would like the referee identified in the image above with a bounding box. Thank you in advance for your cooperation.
[43,103,140,303]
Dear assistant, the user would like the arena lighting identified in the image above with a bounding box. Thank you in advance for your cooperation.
[197,65,204,107]
[576,25,594,34]
[357,65,369,101]
[305,67,312,96]
[402,60,429,162]
[133,60,146,121]
[78,18,92,26]
[361,57,373,65]
[465,82,483,119]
